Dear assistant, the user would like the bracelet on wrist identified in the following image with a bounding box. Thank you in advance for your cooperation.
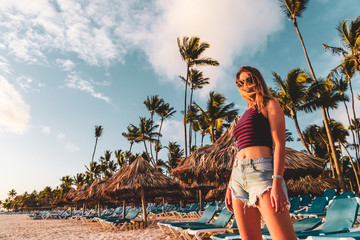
[272,174,283,179]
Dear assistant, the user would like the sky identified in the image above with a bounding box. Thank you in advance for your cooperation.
[0,0,359,201]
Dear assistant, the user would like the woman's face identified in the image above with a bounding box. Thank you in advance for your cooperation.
[236,72,255,94]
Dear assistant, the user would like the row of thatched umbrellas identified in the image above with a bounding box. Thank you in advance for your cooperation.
[56,118,336,228]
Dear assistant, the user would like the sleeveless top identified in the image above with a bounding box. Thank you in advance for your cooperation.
[233,107,273,151]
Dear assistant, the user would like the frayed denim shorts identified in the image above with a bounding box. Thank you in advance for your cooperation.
[229,156,288,207]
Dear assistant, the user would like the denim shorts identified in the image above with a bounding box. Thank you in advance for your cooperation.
[229,156,288,207]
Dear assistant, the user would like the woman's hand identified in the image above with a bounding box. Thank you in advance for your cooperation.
[225,186,233,213]
[270,179,288,213]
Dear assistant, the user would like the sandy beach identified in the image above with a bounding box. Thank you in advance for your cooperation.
[0,214,197,240]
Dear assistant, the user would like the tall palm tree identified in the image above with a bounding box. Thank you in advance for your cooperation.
[332,74,360,171]
[177,36,219,156]
[91,125,103,163]
[122,125,140,152]
[154,102,176,162]
[195,92,237,143]
[180,69,210,152]
[144,95,164,161]
[279,0,344,189]
[272,68,312,153]
[131,117,160,166]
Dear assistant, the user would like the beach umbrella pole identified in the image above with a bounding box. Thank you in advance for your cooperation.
[162,197,165,214]
[141,188,147,228]
[122,200,126,219]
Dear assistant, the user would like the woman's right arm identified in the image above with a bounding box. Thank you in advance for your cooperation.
[225,176,233,213]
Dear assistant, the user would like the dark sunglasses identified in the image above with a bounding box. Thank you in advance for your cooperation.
[236,76,254,87]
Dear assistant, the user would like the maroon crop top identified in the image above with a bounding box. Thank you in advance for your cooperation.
[233,107,273,150]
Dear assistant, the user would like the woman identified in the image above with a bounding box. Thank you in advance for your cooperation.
[225,66,297,240]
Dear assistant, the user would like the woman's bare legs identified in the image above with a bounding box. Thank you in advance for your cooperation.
[232,196,262,240]
[257,190,297,240]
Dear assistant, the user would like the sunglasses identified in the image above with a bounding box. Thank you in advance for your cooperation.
[236,76,254,87]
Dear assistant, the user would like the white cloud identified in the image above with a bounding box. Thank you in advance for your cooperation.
[0,56,11,75]
[0,0,283,92]
[56,133,66,141]
[56,59,75,71]
[65,73,111,102]
[66,142,80,152]
[16,75,44,92]
[0,75,31,134]
[41,126,51,135]
[160,119,184,143]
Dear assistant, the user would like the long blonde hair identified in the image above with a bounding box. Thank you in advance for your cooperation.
[236,66,273,110]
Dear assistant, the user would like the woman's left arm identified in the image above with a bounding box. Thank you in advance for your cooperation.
[266,99,287,213]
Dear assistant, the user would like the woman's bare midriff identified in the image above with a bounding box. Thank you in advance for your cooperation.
[236,146,272,160]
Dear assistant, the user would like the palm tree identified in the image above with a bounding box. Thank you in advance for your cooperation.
[279,0,344,189]
[85,161,101,184]
[272,68,312,153]
[195,92,238,143]
[177,36,219,156]
[60,175,73,193]
[332,74,360,171]
[91,125,103,163]
[154,102,176,162]
[186,104,200,150]
[122,125,140,152]
[114,149,127,167]
[164,141,184,171]
[131,117,160,166]
[99,150,117,179]
[180,69,210,152]
[74,173,86,189]
[144,95,164,161]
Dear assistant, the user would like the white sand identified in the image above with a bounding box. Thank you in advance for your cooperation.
[0,214,198,240]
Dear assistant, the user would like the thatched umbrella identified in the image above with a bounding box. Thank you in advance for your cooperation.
[286,175,338,197]
[72,184,91,215]
[172,117,327,191]
[88,178,114,216]
[103,156,183,227]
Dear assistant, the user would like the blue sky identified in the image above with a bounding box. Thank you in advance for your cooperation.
[0,0,359,201]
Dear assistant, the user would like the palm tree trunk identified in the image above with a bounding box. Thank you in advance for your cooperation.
[143,141,154,166]
[188,89,194,154]
[183,65,190,157]
[349,81,360,153]
[201,134,204,147]
[327,144,336,178]
[293,113,311,154]
[155,119,164,163]
[344,100,360,173]
[340,141,360,194]
[293,20,345,189]
[91,138,98,162]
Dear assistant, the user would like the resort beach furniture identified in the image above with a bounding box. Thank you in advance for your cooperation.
[101,207,141,230]
[158,203,218,236]
[293,197,328,218]
[210,217,323,240]
[262,197,360,239]
[175,208,233,240]
[322,189,337,201]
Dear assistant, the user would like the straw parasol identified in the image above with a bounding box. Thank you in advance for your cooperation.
[286,175,338,197]
[103,156,183,227]
[172,117,327,190]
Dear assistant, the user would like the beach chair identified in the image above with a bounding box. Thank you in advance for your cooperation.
[175,208,233,240]
[289,197,301,214]
[294,197,328,218]
[102,207,140,230]
[158,203,218,236]
[322,189,337,201]
[210,217,323,240]
[262,197,359,239]
[334,191,355,199]
[299,194,313,207]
